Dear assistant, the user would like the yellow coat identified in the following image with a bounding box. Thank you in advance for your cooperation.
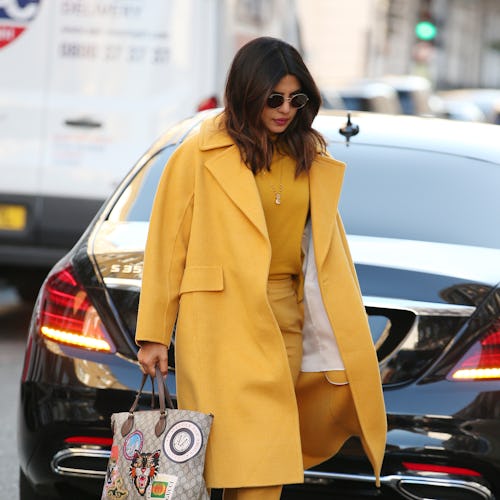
[135,114,386,488]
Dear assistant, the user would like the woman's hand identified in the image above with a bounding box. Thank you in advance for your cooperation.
[137,341,169,378]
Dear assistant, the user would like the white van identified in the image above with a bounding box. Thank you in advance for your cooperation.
[0,0,299,274]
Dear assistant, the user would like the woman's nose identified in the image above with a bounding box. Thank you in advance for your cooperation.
[279,100,291,112]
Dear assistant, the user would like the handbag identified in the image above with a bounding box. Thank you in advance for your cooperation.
[101,366,213,500]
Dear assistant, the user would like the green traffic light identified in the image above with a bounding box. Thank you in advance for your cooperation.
[415,20,437,41]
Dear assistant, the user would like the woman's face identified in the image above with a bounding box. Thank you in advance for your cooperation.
[261,74,302,135]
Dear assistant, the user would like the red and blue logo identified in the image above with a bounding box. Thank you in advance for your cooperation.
[0,0,41,50]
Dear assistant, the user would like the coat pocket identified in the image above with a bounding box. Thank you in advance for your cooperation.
[179,266,224,294]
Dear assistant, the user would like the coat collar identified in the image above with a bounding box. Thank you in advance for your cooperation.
[199,113,234,151]
[200,114,346,266]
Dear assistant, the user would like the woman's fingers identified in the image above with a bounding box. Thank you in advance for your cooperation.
[158,355,169,378]
[137,342,169,378]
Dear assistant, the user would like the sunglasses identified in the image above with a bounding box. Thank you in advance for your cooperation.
[266,93,309,109]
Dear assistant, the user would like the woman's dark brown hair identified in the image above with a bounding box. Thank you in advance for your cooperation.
[223,37,326,175]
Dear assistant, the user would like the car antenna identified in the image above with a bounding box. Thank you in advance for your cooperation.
[339,113,359,146]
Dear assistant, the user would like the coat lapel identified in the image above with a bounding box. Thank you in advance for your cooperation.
[309,155,345,268]
[200,117,269,241]
[205,146,269,240]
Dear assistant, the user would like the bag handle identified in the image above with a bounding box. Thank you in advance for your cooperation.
[121,365,174,438]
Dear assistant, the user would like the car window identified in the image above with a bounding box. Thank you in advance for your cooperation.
[107,146,174,222]
[331,143,500,249]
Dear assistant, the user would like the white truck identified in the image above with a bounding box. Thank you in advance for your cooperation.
[0,0,299,279]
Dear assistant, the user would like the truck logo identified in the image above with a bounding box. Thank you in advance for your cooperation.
[0,0,41,50]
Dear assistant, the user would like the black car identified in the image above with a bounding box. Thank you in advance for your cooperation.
[19,110,500,500]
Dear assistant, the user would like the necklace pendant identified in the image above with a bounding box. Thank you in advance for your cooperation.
[275,193,281,205]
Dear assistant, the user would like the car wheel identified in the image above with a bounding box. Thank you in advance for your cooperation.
[19,468,57,500]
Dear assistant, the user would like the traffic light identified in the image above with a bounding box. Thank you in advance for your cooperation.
[415,0,438,42]
[415,20,437,41]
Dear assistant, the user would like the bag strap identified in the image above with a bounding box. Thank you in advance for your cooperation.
[120,365,175,437]
[155,365,175,410]
[154,365,175,436]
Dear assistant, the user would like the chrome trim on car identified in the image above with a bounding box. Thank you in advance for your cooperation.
[304,470,493,499]
[51,448,108,479]
[363,295,476,317]
[103,277,142,289]
[397,476,493,500]
[52,448,493,500]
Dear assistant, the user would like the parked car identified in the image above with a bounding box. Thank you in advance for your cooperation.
[365,75,445,117]
[438,98,487,122]
[334,81,402,114]
[437,89,500,124]
[19,109,500,500]
[494,101,500,125]
[320,88,345,110]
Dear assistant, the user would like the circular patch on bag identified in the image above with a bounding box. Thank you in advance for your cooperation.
[163,421,203,463]
[123,430,144,459]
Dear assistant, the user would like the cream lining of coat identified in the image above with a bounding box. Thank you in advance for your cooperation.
[301,219,346,373]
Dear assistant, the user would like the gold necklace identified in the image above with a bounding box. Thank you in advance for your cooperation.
[270,162,283,206]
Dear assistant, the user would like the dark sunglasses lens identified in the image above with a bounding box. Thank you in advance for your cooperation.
[291,94,308,108]
[267,94,284,108]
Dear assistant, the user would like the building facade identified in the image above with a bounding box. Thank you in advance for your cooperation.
[297,0,500,90]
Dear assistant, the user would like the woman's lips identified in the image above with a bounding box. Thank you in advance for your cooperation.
[273,118,289,126]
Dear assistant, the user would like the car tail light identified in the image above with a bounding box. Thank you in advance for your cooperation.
[64,436,113,447]
[39,265,115,353]
[197,95,218,111]
[448,327,500,381]
[403,461,482,477]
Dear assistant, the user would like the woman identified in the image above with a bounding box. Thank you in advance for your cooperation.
[136,37,386,499]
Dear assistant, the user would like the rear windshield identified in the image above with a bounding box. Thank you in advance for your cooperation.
[333,143,500,249]
[108,141,500,250]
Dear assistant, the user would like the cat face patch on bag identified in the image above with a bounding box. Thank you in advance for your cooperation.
[128,450,161,496]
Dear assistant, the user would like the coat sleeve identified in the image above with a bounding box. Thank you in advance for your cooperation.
[135,139,196,346]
